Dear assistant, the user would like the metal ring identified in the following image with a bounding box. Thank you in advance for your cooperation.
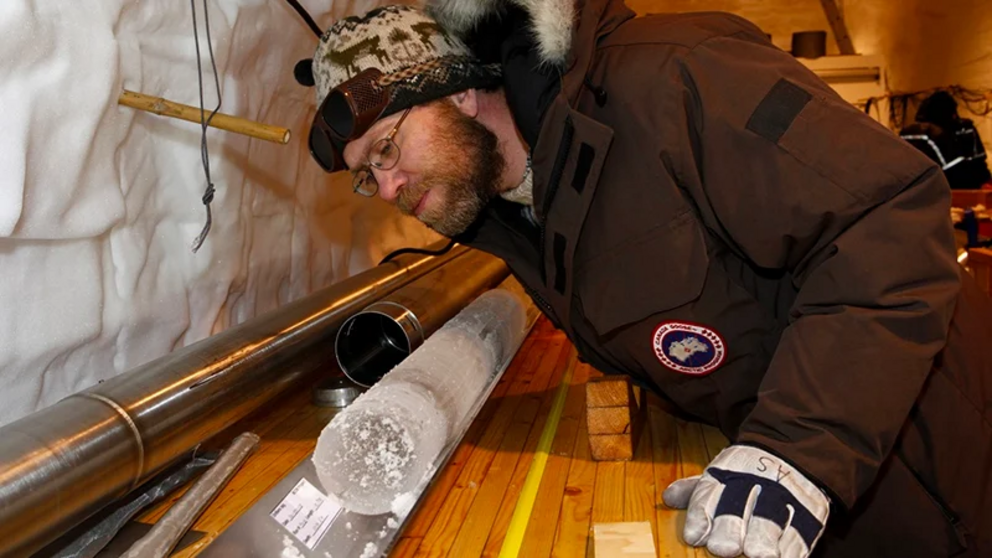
[366,300,425,344]
[72,393,146,492]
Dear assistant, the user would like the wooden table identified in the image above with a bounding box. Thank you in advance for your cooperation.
[135,317,727,557]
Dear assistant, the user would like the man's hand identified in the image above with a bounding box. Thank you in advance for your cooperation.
[662,445,829,558]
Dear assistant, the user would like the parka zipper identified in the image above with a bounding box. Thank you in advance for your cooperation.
[482,199,563,329]
[521,280,559,328]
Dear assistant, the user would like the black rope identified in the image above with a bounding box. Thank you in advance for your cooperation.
[283,0,323,39]
[190,0,222,253]
[378,238,457,265]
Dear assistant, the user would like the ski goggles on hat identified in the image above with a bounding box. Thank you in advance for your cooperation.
[309,68,391,173]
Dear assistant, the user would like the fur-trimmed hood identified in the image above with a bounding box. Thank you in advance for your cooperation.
[423,0,634,148]
[426,0,577,66]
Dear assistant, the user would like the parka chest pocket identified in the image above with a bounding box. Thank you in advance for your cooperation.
[573,208,709,338]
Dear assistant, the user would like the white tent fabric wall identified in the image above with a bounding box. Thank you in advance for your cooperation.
[0,0,439,427]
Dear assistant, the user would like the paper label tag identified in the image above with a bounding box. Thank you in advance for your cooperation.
[270,478,342,550]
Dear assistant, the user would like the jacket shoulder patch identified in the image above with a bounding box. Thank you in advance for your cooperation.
[746,78,812,144]
[652,321,726,375]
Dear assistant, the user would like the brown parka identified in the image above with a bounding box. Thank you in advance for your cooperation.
[429,0,992,554]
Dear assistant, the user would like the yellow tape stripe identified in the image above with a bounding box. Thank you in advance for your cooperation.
[498,360,575,558]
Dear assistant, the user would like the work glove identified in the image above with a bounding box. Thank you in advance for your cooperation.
[662,445,829,558]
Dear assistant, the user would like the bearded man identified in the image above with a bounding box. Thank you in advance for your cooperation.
[300,2,992,557]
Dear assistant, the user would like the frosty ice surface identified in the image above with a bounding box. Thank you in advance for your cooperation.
[313,289,526,515]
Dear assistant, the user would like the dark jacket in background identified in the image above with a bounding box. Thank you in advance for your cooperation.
[901,118,992,190]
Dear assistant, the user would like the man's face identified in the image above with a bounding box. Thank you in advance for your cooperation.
[342,98,505,237]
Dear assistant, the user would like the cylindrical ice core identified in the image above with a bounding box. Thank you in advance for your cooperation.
[313,289,526,515]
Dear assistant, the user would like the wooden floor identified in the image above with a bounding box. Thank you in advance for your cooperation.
[135,316,728,557]
[391,317,729,558]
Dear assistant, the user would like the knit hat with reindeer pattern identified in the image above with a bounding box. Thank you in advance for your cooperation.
[312,5,501,120]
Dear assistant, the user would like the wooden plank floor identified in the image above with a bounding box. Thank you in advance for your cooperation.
[394,317,730,558]
[133,316,728,557]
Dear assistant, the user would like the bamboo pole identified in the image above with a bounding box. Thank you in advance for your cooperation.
[118,90,291,145]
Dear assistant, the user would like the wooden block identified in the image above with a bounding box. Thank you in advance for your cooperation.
[587,381,647,461]
[593,521,657,557]
[589,433,634,461]
[587,406,631,435]
[586,376,634,408]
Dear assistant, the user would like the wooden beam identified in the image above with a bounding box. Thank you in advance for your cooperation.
[818,0,856,55]
[586,376,647,461]
[587,406,632,435]
[586,376,635,408]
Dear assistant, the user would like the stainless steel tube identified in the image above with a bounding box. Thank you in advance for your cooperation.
[120,432,260,558]
[334,247,511,386]
[0,242,505,558]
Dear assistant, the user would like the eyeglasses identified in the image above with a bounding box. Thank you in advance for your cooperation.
[351,108,411,197]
